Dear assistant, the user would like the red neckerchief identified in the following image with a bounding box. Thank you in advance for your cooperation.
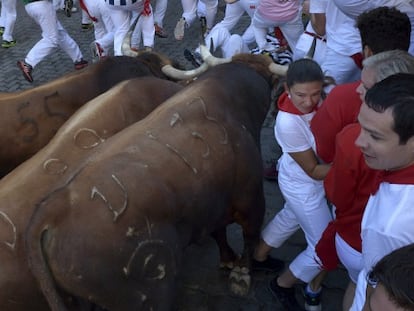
[277,92,318,115]
[371,163,414,194]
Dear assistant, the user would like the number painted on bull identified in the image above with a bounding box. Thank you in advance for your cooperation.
[90,174,128,222]
[17,101,39,143]
[43,91,67,119]
[187,96,229,145]
[147,96,229,174]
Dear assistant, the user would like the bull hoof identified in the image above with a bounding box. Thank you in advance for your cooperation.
[228,266,251,296]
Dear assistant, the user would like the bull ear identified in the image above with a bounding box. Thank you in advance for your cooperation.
[199,45,231,66]
[161,62,209,80]
[121,31,139,57]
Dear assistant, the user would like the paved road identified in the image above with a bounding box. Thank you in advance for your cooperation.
[0,1,347,310]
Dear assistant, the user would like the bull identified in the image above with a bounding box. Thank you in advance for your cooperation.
[23,50,286,310]
[0,54,206,177]
[0,76,183,310]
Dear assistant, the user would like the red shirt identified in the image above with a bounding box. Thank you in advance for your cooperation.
[316,123,380,269]
[311,81,361,163]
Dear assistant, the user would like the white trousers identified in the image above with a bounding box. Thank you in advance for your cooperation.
[153,0,167,27]
[201,26,249,58]
[335,233,363,283]
[293,22,326,65]
[83,0,115,54]
[1,0,16,42]
[25,0,83,67]
[180,0,217,29]
[106,0,145,55]
[252,9,303,51]
[321,46,361,85]
[130,11,155,48]
[262,180,332,282]
[213,0,258,46]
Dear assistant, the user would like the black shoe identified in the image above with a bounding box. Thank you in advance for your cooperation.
[252,256,284,272]
[303,286,322,311]
[268,278,304,311]
[184,49,203,68]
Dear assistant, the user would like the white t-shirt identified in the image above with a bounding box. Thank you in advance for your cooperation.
[275,110,321,187]
[333,0,414,55]
[257,0,300,23]
[309,0,327,14]
[350,182,414,310]
[325,1,361,56]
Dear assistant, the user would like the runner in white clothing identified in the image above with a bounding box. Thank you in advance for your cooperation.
[254,58,333,311]
[333,0,414,56]
[350,73,414,311]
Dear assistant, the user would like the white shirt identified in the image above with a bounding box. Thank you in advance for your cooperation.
[351,182,414,310]
[275,110,320,187]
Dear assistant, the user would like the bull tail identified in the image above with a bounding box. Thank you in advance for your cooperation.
[25,199,69,311]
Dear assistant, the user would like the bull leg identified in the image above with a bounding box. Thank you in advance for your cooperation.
[229,190,265,296]
[211,227,238,269]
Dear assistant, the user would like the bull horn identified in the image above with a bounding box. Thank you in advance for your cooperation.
[268,62,288,77]
[161,62,209,79]
[199,45,231,66]
[121,31,138,57]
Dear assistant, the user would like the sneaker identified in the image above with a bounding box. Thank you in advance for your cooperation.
[303,287,322,311]
[17,60,34,83]
[0,27,4,36]
[74,59,88,70]
[64,0,73,17]
[183,48,203,68]
[268,278,304,311]
[263,162,278,181]
[82,23,93,30]
[252,256,284,272]
[174,17,186,40]
[155,24,168,38]
[2,40,16,48]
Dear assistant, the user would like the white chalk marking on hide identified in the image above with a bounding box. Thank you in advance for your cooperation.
[90,174,128,222]
[170,112,183,127]
[146,130,158,140]
[0,211,17,250]
[73,128,105,149]
[143,254,166,280]
[145,216,152,238]
[123,239,166,277]
[191,131,210,158]
[43,158,68,175]
[165,143,197,174]
[187,97,228,144]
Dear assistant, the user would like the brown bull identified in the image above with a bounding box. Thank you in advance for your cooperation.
[0,53,202,177]
[24,53,280,311]
[0,76,183,311]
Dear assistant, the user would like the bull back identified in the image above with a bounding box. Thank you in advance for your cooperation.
[24,58,276,310]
